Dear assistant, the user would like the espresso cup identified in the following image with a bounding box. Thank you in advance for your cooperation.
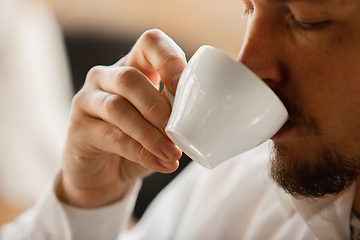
[165,46,288,169]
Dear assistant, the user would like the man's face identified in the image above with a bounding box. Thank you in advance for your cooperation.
[238,0,360,198]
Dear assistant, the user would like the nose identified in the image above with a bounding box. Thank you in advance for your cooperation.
[237,13,283,89]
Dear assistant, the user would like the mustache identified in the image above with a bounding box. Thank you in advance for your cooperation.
[276,91,321,136]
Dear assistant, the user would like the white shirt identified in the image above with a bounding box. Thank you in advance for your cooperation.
[0,0,72,206]
[0,142,355,240]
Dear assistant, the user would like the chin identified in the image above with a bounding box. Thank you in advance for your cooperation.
[269,139,360,199]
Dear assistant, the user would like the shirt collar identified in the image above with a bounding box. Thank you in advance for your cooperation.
[288,183,356,240]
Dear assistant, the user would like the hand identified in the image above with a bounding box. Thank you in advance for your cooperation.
[56,30,186,208]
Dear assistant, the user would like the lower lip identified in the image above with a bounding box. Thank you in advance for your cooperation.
[271,121,293,140]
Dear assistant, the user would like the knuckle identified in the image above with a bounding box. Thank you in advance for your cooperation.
[114,67,141,91]
[71,87,88,105]
[137,145,149,161]
[70,91,87,115]
[68,113,86,133]
[140,29,165,44]
[147,99,169,119]
[139,125,158,144]
[159,52,187,82]
[71,91,82,108]
[106,127,125,147]
[126,138,151,163]
[85,65,105,83]
[163,53,186,67]
[102,94,123,117]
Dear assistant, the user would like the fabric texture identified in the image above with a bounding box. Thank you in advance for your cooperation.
[1,142,355,240]
[0,0,72,207]
[350,212,360,240]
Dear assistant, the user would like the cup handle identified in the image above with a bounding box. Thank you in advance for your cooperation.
[164,87,175,109]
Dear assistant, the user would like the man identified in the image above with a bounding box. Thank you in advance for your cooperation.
[2,0,360,239]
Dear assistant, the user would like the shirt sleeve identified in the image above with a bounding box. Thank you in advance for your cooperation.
[0,171,142,240]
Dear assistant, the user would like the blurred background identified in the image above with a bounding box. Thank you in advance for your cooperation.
[0,0,247,226]
[55,0,248,92]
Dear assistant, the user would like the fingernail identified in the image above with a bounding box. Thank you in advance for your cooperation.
[171,73,182,91]
[157,158,175,169]
[162,118,169,131]
[159,139,179,160]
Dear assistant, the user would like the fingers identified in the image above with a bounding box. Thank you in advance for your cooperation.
[118,29,187,94]
[70,116,179,173]
[70,29,186,174]
[60,30,187,208]
[87,65,171,135]
[73,65,182,172]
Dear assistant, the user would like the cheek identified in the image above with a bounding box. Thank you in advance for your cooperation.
[285,41,360,144]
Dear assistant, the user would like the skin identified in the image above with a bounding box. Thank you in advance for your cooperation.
[56,0,360,217]
[56,30,185,207]
[239,0,360,212]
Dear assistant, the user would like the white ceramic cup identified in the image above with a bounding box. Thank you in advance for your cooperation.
[165,46,288,169]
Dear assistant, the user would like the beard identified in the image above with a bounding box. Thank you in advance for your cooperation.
[269,141,360,199]
[268,92,360,199]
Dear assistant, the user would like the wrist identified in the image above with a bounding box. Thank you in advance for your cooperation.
[55,171,135,208]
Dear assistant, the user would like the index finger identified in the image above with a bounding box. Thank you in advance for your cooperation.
[116,29,187,94]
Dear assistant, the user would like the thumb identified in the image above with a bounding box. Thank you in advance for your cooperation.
[161,87,175,108]
[164,72,182,95]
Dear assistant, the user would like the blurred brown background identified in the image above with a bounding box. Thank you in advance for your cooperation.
[48,0,247,57]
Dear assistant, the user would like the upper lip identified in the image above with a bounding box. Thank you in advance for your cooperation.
[271,120,292,140]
